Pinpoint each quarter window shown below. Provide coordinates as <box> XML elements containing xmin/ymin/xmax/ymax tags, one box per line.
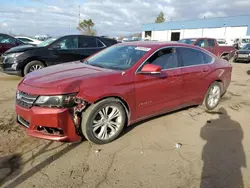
<box><xmin>144</xmin><ymin>48</ymin><xmax>179</xmax><ymax>70</ymax></box>
<box><xmin>178</xmin><ymin>48</ymin><xmax>213</xmax><ymax>66</ymax></box>
<box><xmin>79</xmin><ymin>37</ymin><xmax>97</xmax><ymax>48</ymax></box>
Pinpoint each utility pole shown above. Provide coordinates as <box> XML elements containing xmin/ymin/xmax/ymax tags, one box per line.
<box><xmin>78</xmin><ymin>5</ymin><xmax>80</xmax><ymax>24</ymax></box>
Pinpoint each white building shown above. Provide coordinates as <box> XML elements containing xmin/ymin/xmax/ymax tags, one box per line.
<box><xmin>142</xmin><ymin>15</ymin><xmax>250</xmax><ymax>42</ymax></box>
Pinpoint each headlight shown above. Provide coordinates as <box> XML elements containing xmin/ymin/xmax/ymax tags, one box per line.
<box><xmin>35</xmin><ymin>93</ymin><xmax>77</xmax><ymax>108</ymax></box>
<box><xmin>7</xmin><ymin>52</ymin><xmax>24</xmax><ymax>58</ymax></box>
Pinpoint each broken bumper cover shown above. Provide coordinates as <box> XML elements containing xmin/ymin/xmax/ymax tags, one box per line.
<box><xmin>16</xmin><ymin>105</ymin><xmax>81</xmax><ymax>142</ymax></box>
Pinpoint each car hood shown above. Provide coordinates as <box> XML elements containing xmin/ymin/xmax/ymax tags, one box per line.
<box><xmin>22</xmin><ymin>62</ymin><xmax>118</xmax><ymax>94</ymax></box>
<box><xmin>5</xmin><ymin>45</ymin><xmax>42</xmax><ymax>54</ymax></box>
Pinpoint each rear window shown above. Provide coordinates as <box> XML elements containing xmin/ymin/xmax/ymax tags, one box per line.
<box><xmin>178</xmin><ymin>39</ymin><xmax>196</xmax><ymax>44</ymax></box>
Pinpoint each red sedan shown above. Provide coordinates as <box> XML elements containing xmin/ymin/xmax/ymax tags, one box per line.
<box><xmin>16</xmin><ymin>42</ymin><xmax>232</xmax><ymax>144</ymax></box>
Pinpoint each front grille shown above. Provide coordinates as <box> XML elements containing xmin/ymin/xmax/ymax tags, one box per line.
<box><xmin>16</xmin><ymin>91</ymin><xmax>38</xmax><ymax>109</ymax></box>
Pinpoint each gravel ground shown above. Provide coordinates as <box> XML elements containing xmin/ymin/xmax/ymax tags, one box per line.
<box><xmin>0</xmin><ymin>62</ymin><xmax>250</xmax><ymax>188</ymax></box>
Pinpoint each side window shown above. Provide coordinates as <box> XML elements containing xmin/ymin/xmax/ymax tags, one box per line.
<box><xmin>195</xmin><ymin>39</ymin><xmax>208</xmax><ymax>48</ymax></box>
<box><xmin>145</xmin><ymin>48</ymin><xmax>178</xmax><ymax>69</ymax></box>
<box><xmin>202</xmin><ymin>52</ymin><xmax>213</xmax><ymax>64</ymax></box>
<box><xmin>52</xmin><ymin>36</ymin><xmax>78</xmax><ymax>49</ymax></box>
<box><xmin>79</xmin><ymin>37</ymin><xmax>97</xmax><ymax>48</ymax></box>
<box><xmin>0</xmin><ymin>35</ymin><xmax>16</xmax><ymax>44</ymax></box>
<box><xmin>207</xmin><ymin>39</ymin><xmax>215</xmax><ymax>47</ymax></box>
<box><xmin>178</xmin><ymin>48</ymin><xmax>204</xmax><ymax>66</ymax></box>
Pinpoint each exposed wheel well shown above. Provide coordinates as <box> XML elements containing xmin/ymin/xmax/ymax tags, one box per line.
<box><xmin>220</xmin><ymin>52</ymin><xmax>229</xmax><ymax>58</ymax></box>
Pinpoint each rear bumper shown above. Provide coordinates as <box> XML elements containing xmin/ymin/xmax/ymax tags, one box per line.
<box><xmin>16</xmin><ymin>105</ymin><xmax>81</xmax><ymax>142</ymax></box>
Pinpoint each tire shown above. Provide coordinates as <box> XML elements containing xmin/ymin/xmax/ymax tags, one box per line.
<box><xmin>203</xmin><ymin>82</ymin><xmax>222</xmax><ymax>111</ymax></box>
<box><xmin>23</xmin><ymin>60</ymin><xmax>45</xmax><ymax>76</ymax></box>
<box><xmin>81</xmin><ymin>98</ymin><xmax>126</xmax><ymax>144</ymax></box>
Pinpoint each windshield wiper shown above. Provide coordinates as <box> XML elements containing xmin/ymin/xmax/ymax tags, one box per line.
<box><xmin>90</xmin><ymin>64</ymin><xmax>107</xmax><ymax>69</ymax></box>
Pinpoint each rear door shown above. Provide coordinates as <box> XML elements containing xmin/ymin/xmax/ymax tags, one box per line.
<box><xmin>78</xmin><ymin>36</ymin><xmax>106</xmax><ymax>59</ymax></box>
<box><xmin>135</xmin><ymin>47</ymin><xmax>183</xmax><ymax>119</ymax></box>
<box><xmin>49</xmin><ymin>35</ymin><xmax>80</xmax><ymax>64</ymax></box>
<box><xmin>0</xmin><ymin>34</ymin><xmax>18</xmax><ymax>54</ymax></box>
<box><xmin>177</xmin><ymin>47</ymin><xmax>213</xmax><ymax>105</ymax></box>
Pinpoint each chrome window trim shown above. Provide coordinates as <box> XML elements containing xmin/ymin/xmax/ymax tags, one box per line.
<box><xmin>135</xmin><ymin>45</ymin><xmax>215</xmax><ymax>74</ymax></box>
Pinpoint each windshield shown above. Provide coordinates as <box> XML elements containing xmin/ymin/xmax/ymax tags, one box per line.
<box><xmin>241</xmin><ymin>38</ymin><xmax>250</xmax><ymax>43</ymax></box>
<box><xmin>178</xmin><ymin>39</ymin><xmax>196</xmax><ymax>44</ymax></box>
<box><xmin>242</xmin><ymin>44</ymin><xmax>250</xmax><ymax>50</ymax></box>
<box><xmin>86</xmin><ymin>45</ymin><xmax>150</xmax><ymax>70</ymax></box>
<box><xmin>37</xmin><ymin>38</ymin><xmax>56</xmax><ymax>47</ymax></box>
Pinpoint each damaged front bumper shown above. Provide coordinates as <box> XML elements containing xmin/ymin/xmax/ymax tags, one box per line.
<box><xmin>16</xmin><ymin>105</ymin><xmax>82</xmax><ymax>142</ymax></box>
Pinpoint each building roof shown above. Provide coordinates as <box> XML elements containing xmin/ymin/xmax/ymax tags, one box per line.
<box><xmin>142</xmin><ymin>15</ymin><xmax>250</xmax><ymax>35</ymax></box>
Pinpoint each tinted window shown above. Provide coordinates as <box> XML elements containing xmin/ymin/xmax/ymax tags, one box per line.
<box><xmin>0</xmin><ymin>35</ymin><xmax>16</xmax><ymax>44</ymax></box>
<box><xmin>178</xmin><ymin>39</ymin><xmax>196</xmax><ymax>44</ymax></box>
<box><xmin>146</xmin><ymin>48</ymin><xmax>178</xmax><ymax>69</ymax></box>
<box><xmin>208</xmin><ymin>39</ymin><xmax>215</xmax><ymax>47</ymax></box>
<box><xmin>97</xmin><ymin>39</ymin><xmax>105</xmax><ymax>47</ymax></box>
<box><xmin>195</xmin><ymin>39</ymin><xmax>208</xmax><ymax>47</ymax></box>
<box><xmin>18</xmin><ymin>38</ymin><xmax>33</xmax><ymax>42</ymax></box>
<box><xmin>79</xmin><ymin>37</ymin><xmax>97</xmax><ymax>48</ymax></box>
<box><xmin>52</xmin><ymin>36</ymin><xmax>78</xmax><ymax>49</ymax></box>
<box><xmin>202</xmin><ymin>53</ymin><xmax>213</xmax><ymax>64</ymax></box>
<box><xmin>179</xmin><ymin>48</ymin><xmax>205</xmax><ymax>66</ymax></box>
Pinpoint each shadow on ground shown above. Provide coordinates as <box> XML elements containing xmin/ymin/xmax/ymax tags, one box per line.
<box><xmin>200</xmin><ymin>107</ymin><xmax>246</xmax><ymax>188</ymax></box>
<box><xmin>0</xmin><ymin>141</ymin><xmax>81</xmax><ymax>188</ymax></box>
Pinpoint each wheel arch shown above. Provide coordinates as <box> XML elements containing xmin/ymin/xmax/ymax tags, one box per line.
<box><xmin>21</xmin><ymin>57</ymin><xmax>47</xmax><ymax>76</ymax></box>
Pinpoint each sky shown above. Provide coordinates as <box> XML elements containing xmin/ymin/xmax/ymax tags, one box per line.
<box><xmin>0</xmin><ymin>0</ymin><xmax>250</xmax><ymax>37</ymax></box>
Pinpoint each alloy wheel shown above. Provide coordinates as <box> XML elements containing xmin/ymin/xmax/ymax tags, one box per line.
<box><xmin>29</xmin><ymin>64</ymin><xmax>43</xmax><ymax>72</ymax></box>
<box><xmin>92</xmin><ymin>106</ymin><xmax>123</xmax><ymax>140</ymax></box>
<box><xmin>207</xmin><ymin>85</ymin><xmax>221</xmax><ymax>108</ymax></box>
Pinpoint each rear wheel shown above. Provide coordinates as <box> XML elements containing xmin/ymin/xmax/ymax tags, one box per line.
<box><xmin>23</xmin><ymin>60</ymin><xmax>45</xmax><ymax>76</ymax></box>
<box><xmin>81</xmin><ymin>98</ymin><xmax>126</xmax><ymax>144</ymax></box>
<box><xmin>204</xmin><ymin>82</ymin><xmax>222</xmax><ymax>110</ymax></box>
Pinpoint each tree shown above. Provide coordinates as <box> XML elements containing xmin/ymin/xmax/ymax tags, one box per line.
<box><xmin>77</xmin><ymin>19</ymin><xmax>96</xmax><ymax>36</ymax></box>
<box><xmin>155</xmin><ymin>12</ymin><xmax>166</xmax><ymax>23</ymax></box>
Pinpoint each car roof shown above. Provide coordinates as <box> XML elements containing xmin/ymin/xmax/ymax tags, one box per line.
<box><xmin>117</xmin><ymin>41</ymin><xmax>196</xmax><ymax>48</ymax></box>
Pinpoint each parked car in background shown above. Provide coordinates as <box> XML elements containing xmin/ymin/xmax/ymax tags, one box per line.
<box><xmin>15</xmin><ymin>36</ymin><xmax>42</xmax><ymax>46</ymax></box>
<box><xmin>15</xmin><ymin>41</ymin><xmax>232</xmax><ymax>144</ymax></box>
<box><xmin>0</xmin><ymin>33</ymin><xmax>25</xmax><ymax>55</ymax></box>
<box><xmin>0</xmin><ymin>35</ymin><xmax>117</xmax><ymax>76</ymax></box>
<box><xmin>239</xmin><ymin>36</ymin><xmax>250</xmax><ymax>49</ymax></box>
<box><xmin>178</xmin><ymin>37</ymin><xmax>236</xmax><ymax>61</ymax></box>
<box><xmin>233</xmin><ymin>43</ymin><xmax>250</xmax><ymax>63</ymax></box>
<box><xmin>217</xmin><ymin>38</ymin><xmax>227</xmax><ymax>46</ymax></box>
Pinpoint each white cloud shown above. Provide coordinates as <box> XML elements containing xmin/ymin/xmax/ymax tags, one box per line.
<box><xmin>0</xmin><ymin>0</ymin><xmax>249</xmax><ymax>37</ymax></box>
<box><xmin>2</xmin><ymin>23</ymin><xmax>8</xmax><ymax>27</ymax></box>
<box><xmin>199</xmin><ymin>11</ymin><xmax>227</xmax><ymax>19</ymax></box>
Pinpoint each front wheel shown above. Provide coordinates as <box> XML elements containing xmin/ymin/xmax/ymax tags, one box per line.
<box><xmin>204</xmin><ymin>82</ymin><xmax>222</xmax><ymax>110</ymax></box>
<box><xmin>81</xmin><ymin>98</ymin><xmax>126</xmax><ymax>144</ymax></box>
<box><xmin>23</xmin><ymin>60</ymin><xmax>45</xmax><ymax>76</ymax></box>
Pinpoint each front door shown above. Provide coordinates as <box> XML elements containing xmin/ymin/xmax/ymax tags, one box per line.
<box><xmin>177</xmin><ymin>47</ymin><xmax>212</xmax><ymax>105</ymax></box>
<box><xmin>48</xmin><ymin>36</ymin><xmax>81</xmax><ymax>65</ymax></box>
<box><xmin>135</xmin><ymin>47</ymin><xmax>183</xmax><ymax>119</ymax></box>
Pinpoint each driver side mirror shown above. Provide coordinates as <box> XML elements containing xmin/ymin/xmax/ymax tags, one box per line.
<box><xmin>139</xmin><ymin>64</ymin><xmax>162</xmax><ymax>74</ymax></box>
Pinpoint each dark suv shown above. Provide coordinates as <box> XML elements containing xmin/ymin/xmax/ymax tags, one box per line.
<box><xmin>0</xmin><ymin>35</ymin><xmax>117</xmax><ymax>76</ymax></box>
<box><xmin>0</xmin><ymin>33</ymin><xmax>25</xmax><ymax>55</ymax></box>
